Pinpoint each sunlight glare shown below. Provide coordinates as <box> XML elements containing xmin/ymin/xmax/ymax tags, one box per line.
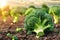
<box><xmin>0</xmin><ymin>0</ymin><xmax>7</xmax><ymax>8</ymax></box>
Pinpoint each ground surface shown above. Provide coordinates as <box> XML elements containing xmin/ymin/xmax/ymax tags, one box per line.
<box><xmin>0</xmin><ymin>16</ymin><xmax>60</xmax><ymax>40</ymax></box>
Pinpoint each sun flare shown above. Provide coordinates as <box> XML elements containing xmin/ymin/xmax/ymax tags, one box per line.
<box><xmin>0</xmin><ymin>0</ymin><xmax>7</xmax><ymax>8</ymax></box>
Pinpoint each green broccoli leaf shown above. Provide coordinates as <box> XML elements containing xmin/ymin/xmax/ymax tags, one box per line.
<box><xmin>25</xmin><ymin>8</ymin><xmax>35</xmax><ymax>16</ymax></box>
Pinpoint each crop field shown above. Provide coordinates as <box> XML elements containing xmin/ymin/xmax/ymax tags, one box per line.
<box><xmin>0</xmin><ymin>4</ymin><xmax>60</xmax><ymax>40</ymax></box>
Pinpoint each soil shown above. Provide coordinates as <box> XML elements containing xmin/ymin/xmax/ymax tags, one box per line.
<box><xmin>0</xmin><ymin>16</ymin><xmax>60</xmax><ymax>40</ymax></box>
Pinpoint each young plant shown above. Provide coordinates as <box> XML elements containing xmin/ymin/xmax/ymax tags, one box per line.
<box><xmin>12</xmin><ymin>35</ymin><xmax>18</xmax><ymax>40</ymax></box>
<box><xmin>10</xmin><ymin>7</ymin><xmax>20</xmax><ymax>23</ymax></box>
<box><xmin>24</xmin><ymin>9</ymin><xmax>54</xmax><ymax>38</ymax></box>
<box><xmin>7</xmin><ymin>33</ymin><xmax>12</xmax><ymax>37</ymax></box>
<box><xmin>49</xmin><ymin>6</ymin><xmax>60</xmax><ymax>24</ymax></box>
<box><xmin>16</xmin><ymin>27</ymin><xmax>22</xmax><ymax>32</ymax></box>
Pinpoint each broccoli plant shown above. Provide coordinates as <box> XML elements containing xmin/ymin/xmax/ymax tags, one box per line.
<box><xmin>49</xmin><ymin>6</ymin><xmax>60</xmax><ymax>24</ymax></box>
<box><xmin>10</xmin><ymin>7</ymin><xmax>27</xmax><ymax>23</ymax></box>
<box><xmin>41</xmin><ymin>4</ymin><xmax>49</xmax><ymax>13</ymax></box>
<box><xmin>24</xmin><ymin>9</ymin><xmax>54</xmax><ymax>38</ymax></box>
<box><xmin>16</xmin><ymin>28</ymin><xmax>22</xmax><ymax>32</ymax></box>
<box><xmin>12</xmin><ymin>36</ymin><xmax>18</xmax><ymax>40</ymax></box>
<box><xmin>7</xmin><ymin>33</ymin><xmax>12</xmax><ymax>37</ymax></box>
<box><xmin>10</xmin><ymin>7</ymin><xmax>20</xmax><ymax>23</ymax></box>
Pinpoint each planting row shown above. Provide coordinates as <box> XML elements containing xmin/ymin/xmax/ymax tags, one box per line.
<box><xmin>0</xmin><ymin>4</ymin><xmax>60</xmax><ymax>39</ymax></box>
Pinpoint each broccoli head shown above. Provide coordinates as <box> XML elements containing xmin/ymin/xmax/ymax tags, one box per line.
<box><xmin>49</xmin><ymin>6</ymin><xmax>60</xmax><ymax>24</ymax></box>
<box><xmin>10</xmin><ymin>7</ymin><xmax>20</xmax><ymax>23</ymax></box>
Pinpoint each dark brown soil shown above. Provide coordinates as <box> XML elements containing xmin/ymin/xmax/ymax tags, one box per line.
<box><xmin>0</xmin><ymin>16</ymin><xmax>60</xmax><ymax>40</ymax></box>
